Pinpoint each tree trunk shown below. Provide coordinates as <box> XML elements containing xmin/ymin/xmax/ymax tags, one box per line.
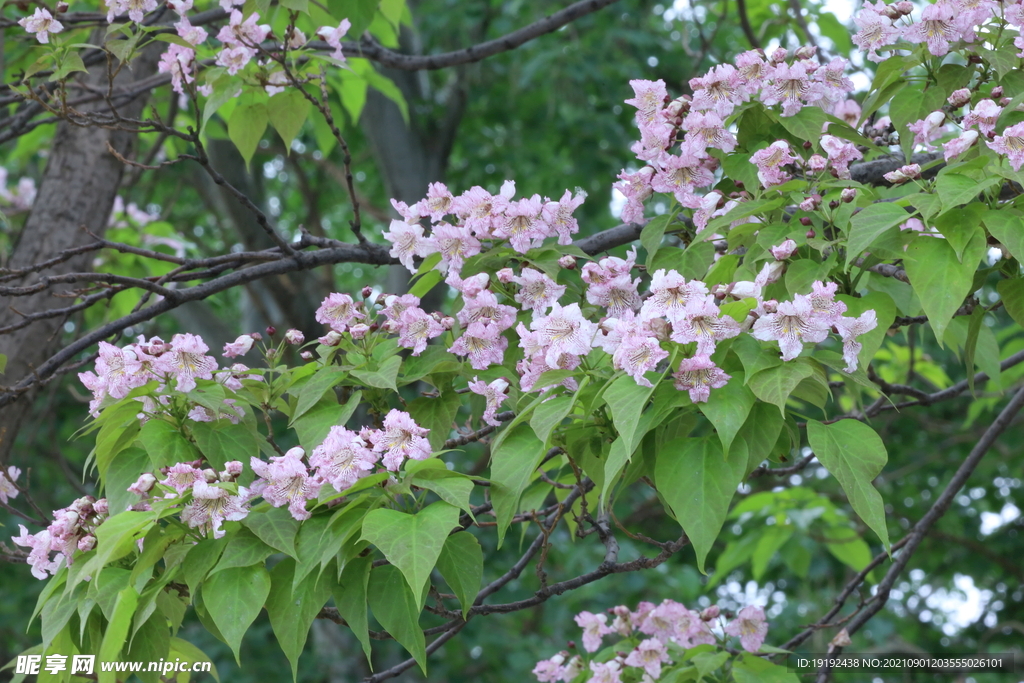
<box><xmin>0</xmin><ymin>44</ymin><xmax>164</xmax><ymax>463</ymax></box>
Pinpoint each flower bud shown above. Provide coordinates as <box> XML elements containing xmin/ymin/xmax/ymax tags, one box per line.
<box><xmin>1000</xmin><ymin>97</ymin><xmax>1012</xmax><ymax>107</ymax></box>
<box><xmin>799</xmin><ymin>216</ymin><xmax>813</xmax><ymax>226</ymax></box>
<box><xmin>807</xmin><ymin>154</ymin><xmax>827</xmax><ymax>172</ymax></box>
<box><xmin>947</xmin><ymin>88</ymin><xmax>971</xmax><ymax>108</ymax></box>
<box><xmin>896</xmin><ymin>0</ymin><xmax>913</xmax><ymax>14</ymax></box>
<box><xmin>224</xmin><ymin>460</ymin><xmax>243</xmax><ymax>477</ymax></box>
<box><xmin>882</xmin><ymin>4</ymin><xmax>901</xmax><ymax>19</ymax></box>
<box><xmin>129</xmin><ymin>473</ymin><xmax>157</xmax><ymax>494</ymax></box>
<box><xmin>497</xmin><ymin>268</ymin><xmax>515</xmax><ymax>283</ymax></box>
<box><xmin>803</xmin><ymin>140</ymin><xmax>813</xmax><ymax>150</ymax></box>
<box><xmin>968</xmin><ymin>54</ymin><xmax>983</xmax><ymax>64</ymax></box>
<box><xmin>558</xmin><ymin>255</ymin><xmax>576</xmax><ymax>269</ymax></box>
<box><xmin>350</xmin><ymin>323</ymin><xmax>370</xmax><ymax>340</ymax></box>
<box><xmin>992</xmin><ymin>85</ymin><xmax>1004</xmax><ymax>99</ymax></box>
<box><xmin>250</xmin><ymin>332</ymin><xmax>263</xmax><ymax>341</ymax></box>
<box><xmin>925</xmin><ymin>110</ymin><xmax>946</xmax><ymax>128</ymax></box>
<box><xmin>78</xmin><ymin>535</ymin><xmax>97</xmax><ymax>552</ymax></box>
<box><xmin>93</xmin><ymin>498</ymin><xmax>109</xmax><ymax>516</ymax></box>
<box><xmin>56</xmin><ymin>1</ymin><xmax>69</xmax><ymax>11</ymax></box>
<box><xmin>361</xmin><ymin>286</ymin><xmax>373</xmax><ymax>298</ymax></box>
<box><xmin>701</xmin><ymin>605</ymin><xmax>721</xmax><ymax>621</ymax></box>
<box><xmin>828</xmin><ymin>200</ymin><xmax>840</xmax><ymax>210</ymax></box>
<box><xmin>319</xmin><ymin>331</ymin><xmax>344</xmax><ymax>346</ymax></box>
<box><xmin>265</xmin><ymin>325</ymin><xmax>277</xmax><ymax>337</ymax></box>
<box><xmin>798</xmin><ymin>195</ymin><xmax>819</xmax><ymax>211</ymax></box>
<box><xmin>284</xmin><ymin>329</ymin><xmax>305</xmax><ymax>345</ymax></box>
<box><xmin>770</xmin><ymin>47</ymin><xmax>788</xmax><ymax>63</ymax></box>
<box><xmin>841</xmin><ymin>188</ymin><xmax>857</xmax><ymax>203</ymax></box>
<box><xmin>266</xmin><ymin>347</ymin><xmax>278</xmax><ymax>360</ymax></box>
<box><xmin>300</xmin><ymin>350</ymin><xmax>314</xmax><ymax>361</ymax></box>
<box><xmin>771</xmin><ymin>239</ymin><xmax>798</xmax><ymax>260</ymax></box>
<box><xmin>376</xmin><ymin>293</ymin><xmax>390</xmax><ymax>306</ymax></box>
<box><xmin>806</xmin><ymin>229</ymin><xmax>817</xmax><ymax>239</ymax></box>
<box><xmin>762</xmin><ymin>299</ymin><xmax>779</xmax><ymax>314</ymax></box>
<box><xmin>203</xmin><ymin>468</ymin><xmax>218</xmax><ymax>483</ymax></box>
<box><xmin>284</xmin><ymin>446</ymin><xmax>305</xmax><ymax>459</ymax></box>
<box><xmin>795</xmin><ymin>45</ymin><xmax>816</xmax><ymax>60</ymax></box>
<box><xmin>734</xmin><ymin>180</ymin><xmax>744</xmax><ymax>189</ymax></box>
<box><xmin>440</xmin><ymin>316</ymin><xmax>455</xmax><ymax>331</ymax></box>
<box><xmin>647</xmin><ymin>318</ymin><xmax>671</xmax><ymax>341</ymax></box>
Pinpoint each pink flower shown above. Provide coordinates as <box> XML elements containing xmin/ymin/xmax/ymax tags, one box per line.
<box><xmin>624</xmin><ymin>79</ymin><xmax>668</xmax><ymax>127</ymax></box>
<box><xmin>468</xmin><ymin>377</ymin><xmax>510</xmax><ymax>426</ymax></box>
<box><xmin>683</xmin><ymin>111</ymin><xmax>737</xmax><ymax>152</ymax></box>
<box><xmin>160</xmin><ymin>462</ymin><xmax>206</xmax><ymax>495</ymax></box>
<box><xmin>512</xmin><ymin>268</ymin><xmax>566</xmax><ymax>318</ymax></box>
<box><xmin>724</xmin><ymin>605</ymin><xmax>769</xmax><ymax>653</ymax></box>
<box><xmin>317</xmin><ymin>19</ymin><xmax>351</xmax><ymax>62</ymax></box>
<box><xmin>452</xmin><ymin>182</ymin><xmax>515</xmax><ymax>236</ymax></box>
<box><xmin>587</xmin><ymin>273</ymin><xmax>642</xmax><ymax>317</ymax></box>
<box><xmin>948</xmin><ymin>88</ymin><xmax>972</xmax><ymax>108</ymax></box>
<box><xmin>175</xmin><ymin>17</ymin><xmax>208</xmax><ymax>45</ymax></box>
<box><xmin>808</xmin><ymin>280</ymin><xmax>848</xmax><ymax>325</ymax></box>
<box><xmin>457</xmin><ymin>290</ymin><xmax>517</xmax><ymax>331</ymax></box>
<box><xmin>943</xmin><ymin>130</ymin><xmax>979</xmax><ymax>161</ymax></box>
<box><xmin>883</xmin><ymin>164</ymin><xmax>921</xmax><ymax>184</ymax></box>
<box><xmin>750</xmin><ymin>141</ymin><xmax>798</xmax><ymax>187</ymax></box>
<box><xmin>624</xmin><ymin>639</ymin><xmax>669</xmax><ymax>679</ymax></box>
<box><xmin>0</xmin><ymin>466</ymin><xmax>21</xmax><ymax>505</ymax></box>
<box><xmin>907</xmin><ymin>111</ymin><xmax>947</xmax><ymax>149</ymax></box>
<box><xmin>670</xmin><ymin>297</ymin><xmax>741</xmax><ymax>354</ymax></box>
<box><xmin>428</xmin><ymin>222</ymin><xmax>481</xmax><ymax>274</ymax></box>
<box><xmin>903</xmin><ymin>1</ymin><xmax>963</xmax><ymax>56</ymax></box>
<box><xmin>852</xmin><ymin>2</ymin><xmax>900</xmax><ymax>63</ymax></box>
<box><xmin>419</xmin><ymin>182</ymin><xmax>454</xmax><ymax>221</ymax></box>
<box><xmin>383</xmin><ymin>220</ymin><xmax>432</xmax><ymax>272</ymax></box>
<box><xmin>18</xmin><ymin>7</ymin><xmax>62</xmax><ymax>42</ymax></box>
<box><xmin>316</xmin><ymin>292</ymin><xmax>365</xmax><ymax>332</ymax></box>
<box><xmin>963</xmin><ymin>99</ymin><xmax>1002</xmax><ymax>136</ymax></box>
<box><xmin>394</xmin><ymin>306</ymin><xmax>444</xmax><ymax>356</ymax></box>
<box><xmin>751</xmin><ymin>295</ymin><xmax>831</xmax><ymax>360</ymax></box>
<box><xmin>223</xmin><ymin>334</ymin><xmax>256</xmax><ymax>358</ymax></box>
<box><xmin>820</xmin><ymin>135</ymin><xmax>863</xmax><ymax>179</ymax></box>
<box><xmin>216</xmin><ymin>45</ymin><xmax>251</xmax><ymax>75</ymax></box>
<box><xmin>447</xmin><ymin>271</ymin><xmax>491</xmax><ymax>297</ymax></box>
<box><xmin>96</xmin><ymin>341</ymin><xmax>145</xmax><ymax>399</ymax></box>
<box><xmin>770</xmin><ymin>239</ymin><xmax>798</xmax><ymax>260</ymax></box>
<box><xmin>574</xmin><ymin>611</ymin><xmax>611</xmax><ymax>652</ymax></box>
<box><xmin>588</xmin><ymin>661</ymin><xmax>622</xmax><ymax>683</ymax></box>
<box><xmin>608</xmin><ymin>320</ymin><xmax>668</xmax><ymax>388</ymax></box>
<box><xmin>449</xmin><ymin>321</ymin><xmax>508</xmax><ymax>370</ymax></box>
<box><xmin>735</xmin><ymin>49</ymin><xmax>769</xmax><ymax>84</ymax></box>
<box><xmin>12</xmin><ymin>525</ymin><xmax>59</xmax><ymax>579</ymax></box>
<box><xmin>651</xmin><ymin>144</ymin><xmax>715</xmax><ymax>201</ymax></box>
<box><xmin>761</xmin><ymin>62</ymin><xmax>824</xmax><ymax>116</ymax></box>
<box><xmin>613</xmin><ymin>167</ymin><xmax>654</xmax><ymax>225</ymax></box>
<box><xmin>181</xmin><ymin>481</ymin><xmax>250</xmax><ymax>538</ymax></box>
<box><xmin>690</xmin><ymin>64</ymin><xmax>746</xmax><ymax>117</ymax></box>
<box><xmin>835</xmin><ymin>310</ymin><xmax>878</xmax><ymax>371</ymax></box>
<box><xmin>368</xmin><ymin>410</ymin><xmax>432</xmax><ymax>471</ymax></box>
<box><xmin>531</xmin><ymin>654</ymin><xmax>567</xmax><ymax>683</ymax></box>
<box><xmin>641</xmin><ymin>268</ymin><xmax>709</xmax><ymax>322</ymax></box>
<box><xmin>988</xmin><ymin>122</ymin><xmax>1024</xmax><ymax>171</ymax></box>
<box><xmin>832</xmin><ymin>98</ymin><xmax>862</xmax><ymax>127</ymax></box>
<box><xmin>380</xmin><ymin>293</ymin><xmax>421</xmax><ymax>322</ymax></box>
<box><xmin>310</xmin><ymin>427</ymin><xmax>378</xmax><ymax>492</ymax></box>
<box><xmin>541</xmin><ymin>189</ymin><xmax>587</xmax><ymax>245</ymax></box>
<box><xmin>127</xmin><ymin>473</ymin><xmax>156</xmax><ymax>496</ymax></box>
<box><xmin>672</xmin><ymin>355</ymin><xmax>731</xmax><ymax>403</ymax></box>
<box><xmin>250</xmin><ymin>448</ymin><xmax>320</xmax><ymax>521</ymax></box>
<box><xmin>217</xmin><ymin>9</ymin><xmax>270</xmax><ymax>52</ymax></box>
<box><xmin>155</xmin><ymin>333</ymin><xmax>217</xmax><ymax>392</ymax></box>
<box><xmin>494</xmin><ymin>195</ymin><xmax>547</xmax><ymax>253</ymax></box>
<box><xmin>530</xmin><ymin>303</ymin><xmax>598</xmax><ymax>367</ymax></box>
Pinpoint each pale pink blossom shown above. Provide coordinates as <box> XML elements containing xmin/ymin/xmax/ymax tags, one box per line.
<box><xmin>158</xmin><ymin>45</ymin><xmax>196</xmax><ymax>94</ymax></box>
<box><xmin>963</xmin><ymin>99</ymin><xmax>1002</xmax><ymax>136</ymax></box>
<box><xmin>670</xmin><ymin>297</ymin><xmax>741</xmax><ymax>354</ymax></box>
<box><xmin>250</xmin><ymin>448</ymin><xmax>320</xmax><ymax>521</ymax></box>
<box><xmin>181</xmin><ymin>481</ymin><xmax>250</xmax><ymax>538</ymax></box>
<box><xmin>217</xmin><ymin>9</ymin><xmax>270</xmax><ymax>52</ymax></box>
<box><xmin>808</xmin><ymin>280</ymin><xmax>848</xmax><ymax>325</ymax></box>
<box><xmin>751</xmin><ymin>140</ymin><xmax>798</xmax><ymax>187</ymax></box>
<box><xmin>607</xmin><ymin>318</ymin><xmax>668</xmax><ymax>387</ymax></box>
<box><xmin>12</xmin><ymin>525</ymin><xmax>59</xmax><ymax>579</ymax></box>
<box><xmin>673</xmin><ymin>355</ymin><xmax>731</xmax><ymax>403</ymax></box>
<box><xmin>316</xmin><ymin>293</ymin><xmax>364</xmax><ymax>332</ymax></box>
<box><xmin>761</xmin><ymin>62</ymin><xmax>824</xmax><ymax>116</ymax></box>
<box><xmin>160</xmin><ymin>462</ymin><xmax>205</xmax><ymax>496</ymax></box>
<box><xmin>216</xmin><ymin>45</ymin><xmax>252</xmax><ymax>75</ymax></box>
<box><xmin>588</xmin><ymin>661</ymin><xmax>622</xmax><ymax>683</ymax></box>
<box><xmin>835</xmin><ymin>310</ymin><xmax>878</xmax><ymax>371</ymax></box>
<box><xmin>641</xmin><ymin>269</ymin><xmax>709</xmax><ymax>322</ymax></box>
<box><xmin>383</xmin><ymin>220</ymin><xmax>432</xmax><ymax>272</ymax></box>
<box><xmin>532</xmin><ymin>654</ymin><xmax>566</xmax><ymax>683</ymax></box>
<box><xmin>317</xmin><ymin>19</ymin><xmax>351</xmax><ymax>62</ymax></box>
<box><xmin>175</xmin><ymin>17</ymin><xmax>208</xmax><ymax>45</ymax></box>
<box><xmin>751</xmin><ymin>295</ymin><xmax>831</xmax><ymax>360</ymax></box>
<box><xmin>903</xmin><ymin>0</ymin><xmax>964</xmax><ymax>56</ymax></box>
<box><xmin>907</xmin><ymin>111</ymin><xmax>947</xmax><ymax>149</ymax></box>
<box><xmin>988</xmin><ymin>122</ymin><xmax>1024</xmax><ymax>171</ymax></box>
<box><xmin>725</xmin><ymin>605</ymin><xmax>769</xmax><ymax>653</ymax></box>
<box><xmin>19</xmin><ymin>7</ymin><xmax>63</xmax><ymax>42</ymax></box>
<box><xmin>468</xmin><ymin>377</ymin><xmax>510</xmax><ymax>427</ymax></box>
<box><xmin>613</xmin><ymin>167</ymin><xmax>654</xmax><ymax>225</ymax></box>
<box><xmin>223</xmin><ymin>334</ymin><xmax>256</xmax><ymax>358</ymax></box>
<box><xmin>310</xmin><ymin>427</ymin><xmax>378</xmax><ymax>492</ymax></box>
<box><xmin>394</xmin><ymin>306</ymin><xmax>444</xmax><ymax>356</ymax></box>
<box><xmin>457</xmin><ymin>289</ymin><xmax>517</xmax><ymax>331</ymax></box>
<box><xmin>531</xmin><ymin>303</ymin><xmax>598</xmax><ymax>367</ymax></box>
<box><xmin>155</xmin><ymin>333</ymin><xmax>217</xmax><ymax>392</ymax></box>
<box><xmin>449</xmin><ymin>321</ymin><xmax>508</xmax><ymax>370</ymax></box>
<box><xmin>368</xmin><ymin>410</ymin><xmax>432</xmax><ymax>471</ymax></box>
<box><xmin>852</xmin><ymin>1</ymin><xmax>900</xmax><ymax>63</ymax></box>
<box><xmin>943</xmin><ymin>130</ymin><xmax>979</xmax><ymax>161</ymax></box>
<box><xmin>690</xmin><ymin>64</ymin><xmax>746</xmax><ymax>117</ymax></box>
<box><xmin>541</xmin><ymin>189</ymin><xmax>587</xmax><ymax>245</ymax></box>
<box><xmin>494</xmin><ymin>195</ymin><xmax>547</xmax><ymax>253</ymax></box>
<box><xmin>428</xmin><ymin>222</ymin><xmax>480</xmax><ymax>274</ymax></box>
<box><xmin>624</xmin><ymin>79</ymin><xmax>668</xmax><ymax>127</ymax></box>
<box><xmin>770</xmin><ymin>239</ymin><xmax>798</xmax><ymax>260</ymax></box>
<box><xmin>0</xmin><ymin>466</ymin><xmax>20</xmax><ymax>505</ymax></box>
<box><xmin>624</xmin><ymin>639</ymin><xmax>669</xmax><ymax>679</ymax></box>
<box><xmin>574</xmin><ymin>611</ymin><xmax>611</xmax><ymax>652</ymax></box>
<box><xmin>820</xmin><ymin>135</ymin><xmax>863</xmax><ymax>179</ymax></box>
<box><xmin>683</xmin><ymin>110</ymin><xmax>737</xmax><ymax>152</ymax></box>
<box><xmin>512</xmin><ymin>268</ymin><xmax>566</xmax><ymax>318</ymax></box>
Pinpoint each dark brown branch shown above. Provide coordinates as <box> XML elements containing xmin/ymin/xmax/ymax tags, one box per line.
<box><xmin>736</xmin><ymin>0</ymin><xmax>761</xmax><ymax>49</ymax></box>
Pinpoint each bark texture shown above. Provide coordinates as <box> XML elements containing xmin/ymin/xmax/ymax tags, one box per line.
<box><xmin>0</xmin><ymin>45</ymin><xmax>164</xmax><ymax>463</ymax></box>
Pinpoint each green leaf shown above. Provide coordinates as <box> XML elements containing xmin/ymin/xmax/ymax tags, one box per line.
<box><xmin>75</xmin><ymin>511</ymin><xmax>155</xmax><ymax>590</ymax></box>
<box><xmin>127</xmin><ymin>611</ymin><xmax>171</xmax><ymax>683</ymax></box>
<box><xmin>736</xmin><ymin>403</ymin><xmax>785</xmax><ymax>476</ymax></box>
<box><xmin>732</xmin><ymin>652</ymin><xmax>799</xmax><ymax>681</ymax></box>
<box><xmin>692</xmin><ymin>651</ymin><xmax>729</xmax><ymax>682</ymax></box>
<box><xmin>751</xmin><ymin>525</ymin><xmax>793</xmax><ymax>580</ymax></box>
<box><xmin>640</xmin><ymin>213</ymin><xmax>672</xmax><ymax>268</ymax></box>
<box><xmin>731</xmin><ymin>333</ymin><xmax>782</xmax><ymax>380</ymax></box>
<box><xmin>655</xmin><ymin>436</ymin><xmax>747</xmax><ymax>573</ymax></box>
<box><xmin>0</xmin><ymin>353</ymin><xmax>6</xmax><ymax>374</ymax></box>
<box><xmin>295</xmin><ymin>390</ymin><xmax>362</xmax><ymax>449</ymax></box>
<box><xmin>408</xmin><ymin>466</ymin><xmax>474</xmax><ymax>515</ymax></box>
<box><xmin>408</xmin><ymin>389</ymin><xmax>460</xmax><ymax>451</ymax></box>
<box><xmin>998</xmin><ymin>279</ymin><xmax>1024</xmax><ymax>328</ymax></box>
<box><xmin>279</xmin><ymin>0</ymin><xmax>307</xmax><ymax>11</ymax></box>
<box><xmin>984</xmin><ymin>211</ymin><xmax>1024</xmax><ymax>264</ymax></box>
<box><xmin>436</xmin><ymin>532</ymin><xmax>483</xmax><ymax>619</ymax></box>
<box><xmin>489</xmin><ymin>423</ymin><xmax>545</xmax><ymax>546</ymax></box>
<box><xmin>824</xmin><ymin>526</ymin><xmax>873</xmax><ymax>572</ymax></box>
<box><xmin>778</xmin><ymin>105</ymin><xmax>829</xmax><ymax>143</ymax></box>
<box><xmin>139</xmin><ymin>419</ymin><xmax>197</xmax><ymax>471</ymax></box>
<box><xmin>202</xmin><ymin>565</ymin><xmax>272</xmax><ymax>664</ymax></box>
<box><xmin>747</xmin><ymin>361</ymin><xmax>815</xmax><ymax>415</ymax></box>
<box><xmin>846</xmin><ymin>203</ymin><xmax>910</xmax><ymax>263</ymax></box>
<box><xmin>807</xmin><ymin>419</ymin><xmax>890</xmax><ymax>550</ymax></box>
<box><xmin>935</xmin><ymin>176</ymin><xmax>1000</xmax><ymax>216</ymax></box>
<box><xmin>244</xmin><ymin>506</ymin><xmax>300</xmax><ymax>557</ymax></box>
<box><xmin>97</xmin><ymin>586</ymin><xmax>139</xmax><ymax>683</ymax></box>
<box><xmin>529</xmin><ymin>394</ymin><xmax>574</xmax><ymax>446</ymax></box>
<box><xmin>168</xmin><ymin>638</ymin><xmax>219</xmax><ymax>681</ymax></box>
<box><xmin>291</xmin><ymin>366</ymin><xmax>348</xmax><ymax>424</ymax></box>
<box><xmin>210</xmin><ymin>528</ymin><xmax>273</xmax><ymax>575</ymax></box>
<box><xmin>191</xmin><ymin>420</ymin><xmax>260</xmax><ymax>472</ymax></box>
<box><xmin>360</xmin><ymin>501</ymin><xmax>459</xmax><ymax>609</ymax></box>
<box><xmin>904</xmin><ymin>230</ymin><xmax>986</xmax><ymax>345</ymax></box>
<box><xmin>333</xmin><ymin>556</ymin><xmax>373</xmax><ymax>663</ymax></box>
<box><xmin>698</xmin><ymin>372</ymin><xmax>754</xmax><ymax>458</ymax></box>
<box><xmin>367</xmin><ymin>564</ymin><xmax>427</xmax><ymax>673</ymax></box>
<box><xmin>605</xmin><ymin>374</ymin><xmax>657</xmax><ymax>451</ymax></box>
<box><xmin>228</xmin><ymin>101</ymin><xmax>268</xmax><ymax>168</ymax></box>
<box><xmin>104</xmin><ymin>446</ymin><xmax>151</xmax><ymax>518</ymax></box>
<box><xmin>352</xmin><ymin>355</ymin><xmax>401</xmax><ymax>390</ymax></box>
<box><xmin>267</xmin><ymin>558</ymin><xmax>331</xmax><ymax>681</ymax></box>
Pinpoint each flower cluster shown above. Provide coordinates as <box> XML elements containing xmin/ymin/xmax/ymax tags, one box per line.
<box><xmin>613</xmin><ymin>47</ymin><xmax>859</xmax><ymax>225</ymax></box>
<box><xmin>12</xmin><ymin>496</ymin><xmax>109</xmax><ymax>579</ymax></box>
<box><xmin>532</xmin><ymin>601</ymin><xmax>769</xmax><ymax>682</ymax></box>
<box><xmin>852</xmin><ymin>0</ymin><xmax>1007</xmax><ymax>61</ymax></box>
